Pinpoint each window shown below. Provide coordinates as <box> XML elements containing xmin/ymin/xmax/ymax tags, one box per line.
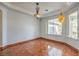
<box><xmin>69</xmin><ymin>11</ymin><xmax>78</xmax><ymax>39</ymax></box>
<box><xmin>48</xmin><ymin>18</ymin><xmax>62</xmax><ymax>35</ymax></box>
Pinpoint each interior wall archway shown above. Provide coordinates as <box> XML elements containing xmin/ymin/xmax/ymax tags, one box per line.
<box><xmin>0</xmin><ymin>9</ymin><xmax>2</xmax><ymax>47</ymax></box>
<box><xmin>0</xmin><ymin>4</ymin><xmax>8</xmax><ymax>47</ymax></box>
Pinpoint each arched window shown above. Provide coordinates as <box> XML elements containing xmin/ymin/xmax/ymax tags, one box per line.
<box><xmin>48</xmin><ymin>18</ymin><xmax>62</xmax><ymax>35</ymax></box>
<box><xmin>69</xmin><ymin>11</ymin><xmax>78</xmax><ymax>39</ymax></box>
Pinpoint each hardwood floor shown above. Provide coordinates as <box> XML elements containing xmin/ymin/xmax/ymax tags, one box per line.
<box><xmin>0</xmin><ymin>38</ymin><xmax>78</xmax><ymax>56</ymax></box>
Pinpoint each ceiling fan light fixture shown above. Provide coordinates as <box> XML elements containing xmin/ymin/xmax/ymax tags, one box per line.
<box><xmin>34</xmin><ymin>2</ymin><xmax>41</xmax><ymax>18</ymax></box>
<box><xmin>34</xmin><ymin>13</ymin><xmax>41</xmax><ymax>18</ymax></box>
<box><xmin>36</xmin><ymin>14</ymin><xmax>40</xmax><ymax>17</ymax></box>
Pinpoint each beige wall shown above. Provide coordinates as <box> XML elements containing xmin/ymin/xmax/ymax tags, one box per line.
<box><xmin>0</xmin><ymin>10</ymin><xmax>2</xmax><ymax>47</ymax></box>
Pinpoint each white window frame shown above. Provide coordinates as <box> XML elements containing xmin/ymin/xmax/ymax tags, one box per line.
<box><xmin>48</xmin><ymin>18</ymin><xmax>62</xmax><ymax>35</ymax></box>
<box><xmin>68</xmin><ymin>11</ymin><xmax>78</xmax><ymax>39</ymax></box>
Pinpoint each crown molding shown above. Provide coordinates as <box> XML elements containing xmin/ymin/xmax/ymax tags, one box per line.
<box><xmin>2</xmin><ymin>2</ymin><xmax>34</xmax><ymax>16</ymax></box>
<box><xmin>1</xmin><ymin>2</ymin><xmax>79</xmax><ymax>18</ymax></box>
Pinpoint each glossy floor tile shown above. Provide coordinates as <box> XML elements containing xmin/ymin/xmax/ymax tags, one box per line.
<box><xmin>0</xmin><ymin>38</ymin><xmax>78</xmax><ymax>56</ymax></box>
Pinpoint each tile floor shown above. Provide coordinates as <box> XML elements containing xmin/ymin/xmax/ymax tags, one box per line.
<box><xmin>0</xmin><ymin>38</ymin><xmax>78</xmax><ymax>56</ymax></box>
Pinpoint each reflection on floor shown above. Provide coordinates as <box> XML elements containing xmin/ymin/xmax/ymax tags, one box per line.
<box><xmin>0</xmin><ymin>38</ymin><xmax>78</xmax><ymax>56</ymax></box>
<box><xmin>48</xmin><ymin>45</ymin><xmax>62</xmax><ymax>56</ymax></box>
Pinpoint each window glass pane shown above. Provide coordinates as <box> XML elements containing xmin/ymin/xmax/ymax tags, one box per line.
<box><xmin>69</xmin><ymin>11</ymin><xmax>78</xmax><ymax>39</ymax></box>
<box><xmin>48</xmin><ymin>18</ymin><xmax>62</xmax><ymax>35</ymax></box>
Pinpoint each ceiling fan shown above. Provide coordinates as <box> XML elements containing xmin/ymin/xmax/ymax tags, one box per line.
<box><xmin>34</xmin><ymin>2</ymin><xmax>41</xmax><ymax>18</ymax></box>
<box><xmin>34</xmin><ymin>2</ymin><xmax>65</xmax><ymax>23</ymax></box>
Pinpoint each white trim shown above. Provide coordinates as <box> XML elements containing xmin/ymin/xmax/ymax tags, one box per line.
<box><xmin>2</xmin><ymin>2</ymin><xmax>33</xmax><ymax>16</ymax></box>
<box><xmin>0</xmin><ymin>3</ymin><xmax>8</xmax><ymax>47</ymax></box>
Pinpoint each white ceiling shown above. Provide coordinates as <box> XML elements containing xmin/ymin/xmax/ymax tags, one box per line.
<box><xmin>2</xmin><ymin>2</ymin><xmax>78</xmax><ymax>17</ymax></box>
